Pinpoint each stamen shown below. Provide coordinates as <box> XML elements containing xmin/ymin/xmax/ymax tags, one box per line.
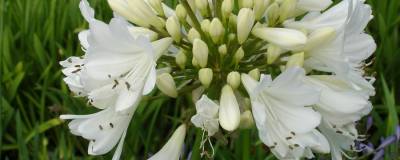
<box><xmin>290</xmin><ymin>131</ymin><xmax>296</xmax><ymax>136</ymax></box>
<box><xmin>99</xmin><ymin>125</ymin><xmax>103</xmax><ymax>130</ymax></box>
<box><xmin>289</xmin><ymin>145</ymin><xmax>294</xmax><ymax>150</ymax></box>
<box><xmin>125</xmin><ymin>82</ymin><xmax>131</xmax><ymax>90</ymax></box>
<box><xmin>285</xmin><ymin>137</ymin><xmax>292</xmax><ymax>140</ymax></box>
<box><xmin>336</xmin><ymin>130</ymin><xmax>343</xmax><ymax>134</ymax></box>
<box><xmin>71</xmin><ymin>68</ymin><xmax>81</xmax><ymax>73</ymax></box>
<box><xmin>68</xmin><ymin>59</ymin><xmax>72</xmax><ymax>63</ymax></box>
<box><xmin>294</xmin><ymin>144</ymin><xmax>300</xmax><ymax>147</ymax></box>
<box><xmin>109</xmin><ymin>123</ymin><xmax>114</xmax><ymax>128</ymax></box>
<box><xmin>108</xmin><ymin>74</ymin><xmax>111</xmax><ymax>78</ymax></box>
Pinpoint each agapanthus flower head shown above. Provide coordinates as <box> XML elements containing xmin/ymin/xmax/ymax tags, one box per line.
<box><xmin>60</xmin><ymin>0</ymin><xmax>376</xmax><ymax>159</ymax></box>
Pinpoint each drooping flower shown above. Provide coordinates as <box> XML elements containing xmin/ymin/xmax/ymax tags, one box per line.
<box><xmin>241</xmin><ymin>67</ymin><xmax>329</xmax><ymax>159</ymax></box>
<box><xmin>191</xmin><ymin>95</ymin><xmax>219</xmax><ymax>136</ymax></box>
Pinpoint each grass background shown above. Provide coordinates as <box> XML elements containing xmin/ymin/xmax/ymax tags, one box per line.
<box><xmin>1</xmin><ymin>0</ymin><xmax>399</xmax><ymax>159</ymax></box>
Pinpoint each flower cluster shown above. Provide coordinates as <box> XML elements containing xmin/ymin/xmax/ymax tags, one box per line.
<box><xmin>60</xmin><ymin>0</ymin><xmax>376</xmax><ymax>159</ymax></box>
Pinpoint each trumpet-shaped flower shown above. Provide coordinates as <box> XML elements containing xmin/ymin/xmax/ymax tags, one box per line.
<box><xmin>60</xmin><ymin>106</ymin><xmax>133</xmax><ymax>159</ymax></box>
<box><xmin>191</xmin><ymin>95</ymin><xmax>220</xmax><ymax>136</ymax></box>
<box><xmin>241</xmin><ymin>67</ymin><xmax>329</xmax><ymax>159</ymax></box>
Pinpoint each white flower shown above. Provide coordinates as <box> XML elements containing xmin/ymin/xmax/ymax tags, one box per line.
<box><xmin>241</xmin><ymin>67</ymin><xmax>329</xmax><ymax>159</ymax></box>
<box><xmin>148</xmin><ymin>124</ymin><xmax>187</xmax><ymax>160</ymax></box>
<box><xmin>66</xmin><ymin>0</ymin><xmax>172</xmax><ymax>111</ymax></box>
<box><xmin>305</xmin><ymin>75</ymin><xmax>372</xmax><ymax>159</ymax></box>
<box><xmin>60</xmin><ymin>57</ymin><xmax>86</xmax><ymax>96</ymax></box>
<box><xmin>191</xmin><ymin>95</ymin><xmax>219</xmax><ymax>136</ymax></box>
<box><xmin>60</xmin><ymin>106</ymin><xmax>133</xmax><ymax>160</ymax></box>
<box><xmin>284</xmin><ymin>0</ymin><xmax>375</xmax><ymax>95</ymax></box>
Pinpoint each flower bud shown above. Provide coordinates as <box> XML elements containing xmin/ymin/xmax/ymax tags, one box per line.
<box><xmin>253</xmin><ymin>0</ymin><xmax>271</xmax><ymax>20</ymax></box>
<box><xmin>229</xmin><ymin>14</ymin><xmax>238</xmax><ymax>31</ymax></box>
<box><xmin>239</xmin><ymin>110</ymin><xmax>255</xmax><ymax>129</ymax></box>
<box><xmin>228</xmin><ymin>33</ymin><xmax>236</xmax><ymax>42</ymax></box>
<box><xmin>192</xmin><ymin>57</ymin><xmax>199</xmax><ymax>67</ymax></box>
<box><xmin>175</xmin><ymin>4</ymin><xmax>187</xmax><ymax>22</ymax></box>
<box><xmin>297</xmin><ymin>0</ymin><xmax>332</xmax><ymax>11</ymax></box>
<box><xmin>109</xmin><ymin>0</ymin><xmax>161</xmax><ymax>28</ymax></box>
<box><xmin>193</xmin><ymin>39</ymin><xmax>209</xmax><ymax>68</ymax></box>
<box><xmin>237</xmin><ymin>8</ymin><xmax>255</xmax><ymax>44</ymax></box>
<box><xmin>200</xmin><ymin>19</ymin><xmax>211</xmax><ymax>34</ymax></box>
<box><xmin>252</xmin><ymin>27</ymin><xmax>307</xmax><ymax>50</ymax></box>
<box><xmin>166</xmin><ymin>16</ymin><xmax>182</xmax><ymax>43</ymax></box>
<box><xmin>209</xmin><ymin>18</ymin><xmax>225</xmax><ymax>43</ymax></box>
<box><xmin>248</xmin><ymin>68</ymin><xmax>260</xmax><ymax>80</ymax></box>
<box><xmin>266</xmin><ymin>44</ymin><xmax>284</xmax><ymax>64</ymax></box>
<box><xmin>148</xmin><ymin>124</ymin><xmax>186</xmax><ymax>160</ymax></box>
<box><xmin>148</xmin><ymin>0</ymin><xmax>164</xmax><ymax>16</ymax></box>
<box><xmin>199</xmin><ymin>68</ymin><xmax>213</xmax><ymax>88</ymax></box>
<box><xmin>239</xmin><ymin>0</ymin><xmax>253</xmax><ymax>9</ymax></box>
<box><xmin>195</xmin><ymin>0</ymin><xmax>209</xmax><ymax>17</ymax></box>
<box><xmin>227</xmin><ymin>71</ymin><xmax>241</xmax><ymax>89</ymax></box>
<box><xmin>221</xmin><ymin>0</ymin><xmax>233</xmax><ymax>19</ymax></box>
<box><xmin>156</xmin><ymin>73</ymin><xmax>178</xmax><ymax>98</ymax></box>
<box><xmin>218</xmin><ymin>44</ymin><xmax>227</xmax><ymax>56</ymax></box>
<box><xmin>188</xmin><ymin>28</ymin><xmax>201</xmax><ymax>43</ymax></box>
<box><xmin>175</xmin><ymin>50</ymin><xmax>187</xmax><ymax>69</ymax></box>
<box><xmin>286</xmin><ymin>52</ymin><xmax>304</xmax><ymax>68</ymax></box>
<box><xmin>234</xmin><ymin>47</ymin><xmax>245</xmax><ymax>63</ymax></box>
<box><xmin>305</xmin><ymin>27</ymin><xmax>336</xmax><ymax>51</ymax></box>
<box><xmin>266</xmin><ymin>3</ymin><xmax>279</xmax><ymax>26</ymax></box>
<box><xmin>219</xmin><ymin>85</ymin><xmax>241</xmax><ymax>131</ymax></box>
<box><xmin>279</xmin><ymin>0</ymin><xmax>297</xmax><ymax>22</ymax></box>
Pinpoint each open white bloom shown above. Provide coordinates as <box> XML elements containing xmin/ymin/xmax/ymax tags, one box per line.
<box><xmin>241</xmin><ymin>67</ymin><xmax>329</xmax><ymax>159</ymax></box>
<box><xmin>305</xmin><ymin>75</ymin><xmax>372</xmax><ymax>159</ymax></box>
<box><xmin>60</xmin><ymin>106</ymin><xmax>132</xmax><ymax>159</ymax></box>
<box><xmin>284</xmin><ymin>0</ymin><xmax>375</xmax><ymax>95</ymax></box>
<box><xmin>60</xmin><ymin>0</ymin><xmax>172</xmax><ymax>159</ymax></box>
<box><xmin>191</xmin><ymin>95</ymin><xmax>219</xmax><ymax>136</ymax></box>
<box><xmin>71</xmin><ymin>0</ymin><xmax>172</xmax><ymax>112</ymax></box>
<box><xmin>148</xmin><ymin>124</ymin><xmax>187</xmax><ymax>160</ymax></box>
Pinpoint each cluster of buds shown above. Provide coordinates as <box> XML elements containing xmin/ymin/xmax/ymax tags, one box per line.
<box><xmin>60</xmin><ymin>0</ymin><xmax>376</xmax><ymax>159</ymax></box>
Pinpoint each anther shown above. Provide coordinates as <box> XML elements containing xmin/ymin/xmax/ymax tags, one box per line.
<box><xmin>71</xmin><ymin>68</ymin><xmax>81</xmax><ymax>73</ymax></box>
<box><xmin>286</xmin><ymin>137</ymin><xmax>292</xmax><ymax>140</ymax></box>
<box><xmin>109</xmin><ymin>123</ymin><xmax>114</xmax><ymax>128</ymax></box>
<box><xmin>99</xmin><ymin>125</ymin><xmax>103</xmax><ymax>130</ymax></box>
<box><xmin>289</xmin><ymin>145</ymin><xmax>294</xmax><ymax>150</ymax></box>
<box><xmin>125</xmin><ymin>82</ymin><xmax>131</xmax><ymax>90</ymax></box>
<box><xmin>294</xmin><ymin>144</ymin><xmax>300</xmax><ymax>147</ymax></box>
<box><xmin>336</xmin><ymin>130</ymin><xmax>343</xmax><ymax>134</ymax></box>
<box><xmin>290</xmin><ymin>131</ymin><xmax>296</xmax><ymax>136</ymax></box>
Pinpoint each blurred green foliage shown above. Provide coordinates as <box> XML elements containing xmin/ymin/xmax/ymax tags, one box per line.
<box><xmin>1</xmin><ymin>0</ymin><xmax>399</xmax><ymax>159</ymax></box>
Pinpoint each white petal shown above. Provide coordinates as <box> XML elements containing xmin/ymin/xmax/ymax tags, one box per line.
<box><xmin>148</xmin><ymin>124</ymin><xmax>186</xmax><ymax>160</ymax></box>
<box><xmin>143</xmin><ymin>65</ymin><xmax>157</xmax><ymax>95</ymax></box>
<box><xmin>297</xmin><ymin>0</ymin><xmax>332</xmax><ymax>11</ymax></box>
<box><xmin>79</xmin><ymin>0</ymin><xmax>95</xmax><ymax>22</ymax></box>
<box><xmin>152</xmin><ymin>37</ymin><xmax>173</xmax><ymax>60</ymax></box>
<box><xmin>252</xmin><ymin>28</ymin><xmax>307</xmax><ymax>50</ymax></box>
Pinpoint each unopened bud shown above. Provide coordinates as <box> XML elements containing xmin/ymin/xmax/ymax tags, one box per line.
<box><xmin>222</xmin><ymin>0</ymin><xmax>233</xmax><ymax>18</ymax></box>
<box><xmin>175</xmin><ymin>4</ymin><xmax>187</xmax><ymax>22</ymax></box>
<box><xmin>279</xmin><ymin>0</ymin><xmax>297</xmax><ymax>22</ymax></box>
<box><xmin>166</xmin><ymin>16</ymin><xmax>182</xmax><ymax>42</ymax></box>
<box><xmin>156</xmin><ymin>73</ymin><xmax>178</xmax><ymax>98</ymax></box>
<box><xmin>148</xmin><ymin>0</ymin><xmax>165</xmax><ymax>16</ymax></box>
<box><xmin>218</xmin><ymin>44</ymin><xmax>228</xmax><ymax>56</ymax></box>
<box><xmin>188</xmin><ymin>28</ymin><xmax>201</xmax><ymax>43</ymax></box>
<box><xmin>227</xmin><ymin>71</ymin><xmax>241</xmax><ymax>89</ymax></box>
<box><xmin>239</xmin><ymin>0</ymin><xmax>254</xmax><ymax>9</ymax></box>
<box><xmin>200</xmin><ymin>19</ymin><xmax>211</xmax><ymax>34</ymax></box>
<box><xmin>175</xmin><ymin>50</ymin><xmax>187</xmax><ymax>69</ymax></box>
<box><xmin>219</xmin><ymin>85</ymin><xmax>241</xmax><ymax>131</ymax></box>
<box><xmin>195</xmin><ymin>0</ymin><xmax>209</xmax><ymax>17</ymax></box>
<box><xmin>234</xmin><ymin>47</ymin><xmax>245</xmax><ymax>63</ymax></box>
<box><xmin>249</xmin><ymin>68</ymin><xmax>260</xmax><ymax>80</ymax></box>
<box><xmin>209</xmin><ymin>18</ymin><xmax>225</xmax><ymax>43</ymax></box>
<box><xmin>252</xmin><ymin>27</ymin><xmax>307</xmax><ymax>50</ymax></box>
<box><xmin>237</xmin><ymin>8</ymin><xmax>255</xmax><ymax>44</ymax></box>
<box><xmin>193</xmin><ymin>39</ymin><xmax>209</xmax><ymax>68</ymax></box>
<box><xmin>228</xmin><ymin>33</ymin><xmax>236</xmax><ymax>41</ymax></box>
<box><xmin>267</xmin><ymin>3</ymin><xmax>279</xmax><ymax>26</ymax></box>
<box><xmin>286</xmin><ymin>52</ymin><xmax>304</xmax><ymax>68</ymax></box>
<box><xmin>266</xmin><ymin>44</ymin><xmax>283</xmax><ymax>64</ymax></box>
<box><xmin>229</xmin><ymin>14</ymin><xmax>238</xmax><ymax>31</ymax></box>
<box><xmin>199</xmin><ymin>68</ymin><xmax>213</xmax><ymax>88</ymax></box>
<box><xmin>253</xmin><ymin>0</ymin><xmax>271</xmax><ymax>20</ymax></box>
<box><xmin>239</xmin><ymin>110</ymin><xmax>255</xmax><ymax>129</ymax></box>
